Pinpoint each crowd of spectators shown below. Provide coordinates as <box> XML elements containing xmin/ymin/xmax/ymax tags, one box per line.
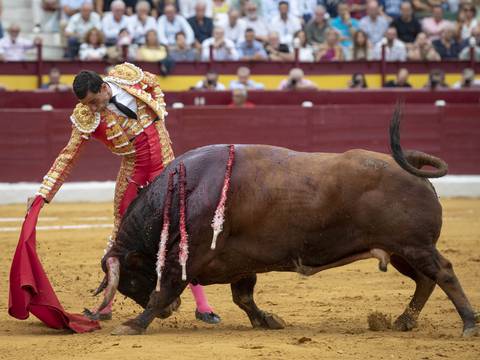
<box><xmin>0</xmin><ymin>0</ymin><xmax>478</xmax><ymax>63</ymax></box>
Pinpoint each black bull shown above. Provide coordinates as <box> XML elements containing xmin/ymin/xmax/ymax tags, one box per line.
<box><xmin>95</xmin><ymin>107</ymin><xmax>478</xmax><ymax>336</ymax></box>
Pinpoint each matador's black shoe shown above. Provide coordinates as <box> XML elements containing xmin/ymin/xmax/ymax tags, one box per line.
<box><xmin>195</xmin><ymin>309</ymin><xmax>221</xmax><ymax>324</ymax></box>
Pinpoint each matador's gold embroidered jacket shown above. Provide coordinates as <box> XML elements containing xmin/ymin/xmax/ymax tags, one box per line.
<box><xmin>36</xmin><ymin>62</ymin><xmax>175</xmax><ymax>203</ymax></box>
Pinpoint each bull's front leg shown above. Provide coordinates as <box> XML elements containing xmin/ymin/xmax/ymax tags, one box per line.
<box><xmin>112</xmin><ymin>281</ymin><xmax>188</xmax><ymax>335</ymax></box>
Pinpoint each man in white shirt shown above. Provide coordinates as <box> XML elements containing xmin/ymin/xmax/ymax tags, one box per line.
<box><xmin>0</xmin><ymin>24</ymin><xmax>41</xmax><ymax>61</ymax></box>
<box><xmin>101</xmin><ymin>0</ymin><xmax>130</xmax><ymax>45</ymax></box>
<box><xmin>359</xmin><ymin>0</ymin><xmax>389</xmax><ymax>45</ymax></box>
<box><xmin>201</xmin><ymin>26</ymin><xmax>238</xmax><ymax>61</ymax></box>
<box><xmin>229</xmin><ymin>66</ymin><xmax>265</xmax><ymax>90</ymax></box>
<box><xmin>127</xmin><ymin>1</ymin><xmax>157</xmax><ymax>44</ymax></box>
<box><xmin>269</xmin><ymin>1</ymin><xmax>302</xmax><ymax>45</ymax></box>
<box><xmin>243</xmin><ymin>1</ymin><xmax>269</xmax><ymax>43</ymax></box>
<box><xmin>157</xmin><ymin>4</ymin><xmax>195</xmax><ymax>46</ymax></box>
<box><xmin>263</xmin><ymin>0</ymin><xmax>301</xmax><ymax>19</ymax></box>
<box><xmin>218</xmin><ymin>9</ymin><xmax>246</xmax><ymax>45</ymax></box>
<box><xmin>373</xmin><ymin>27</ymin><xmax>407</xmax><ymax>61</ymax></box>
<box><xmin>179</xmin><ymin>0</ymin><xmax>213</xmax><ymax>19</ymax></box>
<box><xmin>65</xmin><ymin>1</ymin><xmax>101</xmax><ymax>58</ymax></box>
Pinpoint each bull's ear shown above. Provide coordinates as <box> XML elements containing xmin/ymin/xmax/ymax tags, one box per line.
<box><xmin>124</xmin><ymin>251</ymin><xmax>144</xmax><ymax>270</ymax></box>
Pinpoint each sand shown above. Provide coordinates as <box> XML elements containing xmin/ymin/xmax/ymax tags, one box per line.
<box><xmin>0</xmin><ymin>199</ymin><xmax>479</xmax><ymax>359</ymax></box>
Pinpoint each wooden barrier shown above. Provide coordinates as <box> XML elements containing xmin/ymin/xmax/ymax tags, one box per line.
<box><xmin>2</xmin><ymin>103</ymin><xmax>480</xmax><ymax>183</ymax></box>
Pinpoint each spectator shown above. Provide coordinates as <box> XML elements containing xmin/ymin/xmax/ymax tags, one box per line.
<box><xmin>157</xmin><ymin>4</ymin><xmax>195</xmax><ymax>46</ymax></box>
<box><xmin>293</xmin><ymin>29</ymin><xmax>315</xmax><ymax>62</ymax></box>
<box><xmin>331</xmin><ymin>3</ymin><xmax>360</xmax><ymax>47</ymax></box>
<box><xmin>0</xmin><ymin>1</ymin><xmax>3</xmax><ymax>39</ymax></box>
<box><xmin>452</xmin><ymin>68</ymin><xmax>480</xmax><ymax>89</ymax></box>
<box><xmin>278</xmin><ymin>67</ymin><xmax>318</xmax><ymax>90</ymax></box>
<box><xmin>384</xmin><ymin>68</ymin><xmax>412</xmax><ymax>87</ymax></box>
<box><xmin>179</xmin><ymin>0</ymin><xmax>213</xmax><ymax>19</ymax></box>
<box><xmin>359</xmin><ymin>0</ymin><xmax>389</xmax><ymax>45</ymax></box>
<box><xmin>264</xmin><ymin>31</ymin><xmax>294</xmax><ymax>61</ymax></box>
<box><xmin>269</xmin><ymin>1</ymin><xmax>302</xmax><ymax>45</ymax></box>
<box><xmin>96</xmin><ymin>0</ymin><xmax>148</xmax><ymax>16</ymax></box>
<box><xmin>219</xmin><ymin>9</ymin><xmax>246</xmax><ymax>45</ymax></box>
<box><xmin>212</xmin><ymin>0</ymin><xmax>229</xmax><ymax>24</ymax></box>
<box><xmin>316</xmin><ymin>27</ymin><xmax>345</xmax><ymax>61</ymax></box>
<box><xmin>229</xmin><ymin>66</ymin><xmax>265</xmax><ymax>90</ymax></box>
<box><xmin>422</xmin><ymin>5</ymin><xmax>452</xmax><ymax>41</ymax></box>
<box><xmin>299</xmin><ymin>0</ymin><xmax>321</xmax><ymax>23</ymax></box>
<box><xmin>188</xmin><ymin>1</ymin><xmax>214</xmax><ymax>45</ymax></box>
<box><xmin>201</xmin><ymin>26</ymin><xmax>238</xmax><ymax>60</ymax></box>
<box><xmin>432</xmin><ymin>25</ymin><xmax>463</xmax><ymax>60</ymax></box>
<box><xmin>79</xmin><ymin>27</ymin><xmax>107</xmax><ymax>60</ymax></box>
<box><xmin>424</xmin><ymin>68</ymin><xmax>448</xmax><ymax>90</ymax></box>
<box><xmin>40</xmin><ymin>67</ymin><xmax>71</xmax><ymax>91</ymax></box>
<box><xmin>65</xmin><ymin>1</ymin><xmax>101</xmax><ymax>58</ymax></box>
<box><xmin>195</xmin><ymin>70</ymin><xmax>226</xmax><ymax>90</ymax></box>
<box><xmin>242</xmin><ymin>1</ymin><xmax>269</xmax><ymax>42</ymax></box>
<box><xmin>348</xmin><ymin>72</ymin><xmax>368</xmax><ymax>88</ymax></box>
<box><xmin>229</xmin><ymin>0</ymin><xmax>263</xmax><ymax>17</ymax></box>
<box><xmin>305</xmin><ymin>5</ymin><xmax>331</xmax><ymax>46</ymax></box>
<box><xmin>379</xmin><ymin>0</ymin><xmax>403</xmax><ymax>19</ymax></box>
<box><xmin>407</xmin><ymin>32</ymin><xmax>441</xmax><ymax>60</ymax></box>
<box><xmin>346</xmin><ymin>0</ymin><xmax>367</xmax><ymax>19</ymax></box>
<box><xmin>102</xmin><ymin>0</ymin><xmax>129</xmax><ymax>45</ymax></box>
<box><xmin>347</xmin><ymin>29</ymin><xmax>373</xmax><ymax>60</ymax></box>
<box><xmin>319</xmin><ymin>0</ymin><xmax>344</xmax><ymax>18</ymax></box>
<box><xmin>0</xmin><ymin>24</ymin><xmax>42</xmax><ymax>61</ymax></box>
<box><xmin>32</xmin><ymin>0</ymin><xmax>60</xmax><ymax>32</ymax></box>
<box><xmin>228</xmin><ymin>88</ymin><xmax>255</xmax><ymax>107</ymax></box>
<box><xmin>169</xmin><ymin>31</ymin><xmax>198</xmax><ymax>60</ymax></box>
<box><xmin>391</xmin><ymin>2</ymin><xmax>421</xmax><ymax>43</ymax></box>
<box><xmin>127</xmin><ymin>1</ymin><xmax>157</xmax><ymax>45</ymax></box>
<box><xmin>136</xmin><ymin>29</ymin><xmax>169</xmax><ymax>61</ymax></box>
<box><xmin>459</xmin><ymin>24</ymin><xmax>480</xmax><ymax>61</ymax></box>
<box><xmin>373</xmin><ymin>26</ymin><xmax>407</xmax><ymax>61</ymax></box>
<box><xmin>61</xmin><ymin>0</ymin><xmax>86</xmax><ymax>21</ymax></box>
<box><xmin>237</xmin><ymin>28</ymin><xmax>268</xmax><ymax>60</ymax></box>
<box><xmin>263</xmin><ymin>0</ymin><xmax>302</xmax><ymax>19</ymax></box>
<box><xmin>457</xmin><ymin>3</ymin><xmax>478</xmax><ymax>41</ymax></box>
<box><xmin>106</xmin><ymin>27</ymin><xmax>136</xmax><ymax>62</ymax></box>
<box><xmin>412</xmin><ymin>0</ymin><xmax>436</xmax><ymax>19</ymax></box>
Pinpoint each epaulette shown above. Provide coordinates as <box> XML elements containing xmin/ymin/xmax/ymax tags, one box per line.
<box><xmin>70</xmin><ymin>103</ymin><xmax>100</xmax><ymax>134</ymax></box>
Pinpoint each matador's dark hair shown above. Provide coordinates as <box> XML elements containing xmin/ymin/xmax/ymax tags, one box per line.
<box><xmin>72</xmin><ymin>70</ymin><xmax>104</xmax><ymax>99</ymax></box>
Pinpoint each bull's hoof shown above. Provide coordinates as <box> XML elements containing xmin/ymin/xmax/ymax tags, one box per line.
<box><xmin>111</xmin><ymin>324</ymin><xmax>145</xmax><ymax>336</ymax></box>
<box><xmin>392</xmin><ymin>314</ymin><xmax>416</xmax><ymax>332</ymax></box>
<box><xmin>254</xmin><ymin>313</ymin><xmax>286</xmax><ymax>330</ymax></box>
<box><xmin>462</xmin><ymin>327</ymin><xmax>479</xmax><ymax>338</ymax></box>
<box><xmin>156</xmin><ymin>297</ymin><xmax>182</xmax><ymax>319</ymax></box>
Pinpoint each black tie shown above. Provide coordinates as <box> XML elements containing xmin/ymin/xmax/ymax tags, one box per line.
<box><xmin>109</xmin><ymin>96</ymin><xmax>137</xmax><ymax>120</ymax></box>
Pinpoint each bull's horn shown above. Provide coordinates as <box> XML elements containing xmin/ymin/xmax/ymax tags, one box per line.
<box><xmin>93</xmin><ymin>275</ymin><xmax>108</xmax><ymax>296</ymax></box>
<box><xmin>96</xmin><ymin>257</ymin><xmax>120</xmax><ymax>313</ymax></box>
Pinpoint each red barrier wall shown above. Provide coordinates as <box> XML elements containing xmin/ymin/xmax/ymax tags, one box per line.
<box><xmin>0</xmin><ymin>90</ymin><xmax>479</xmax><ymax>109</ymax></box>
<box><xmin>2</xmin><ymin>104</ymin><xmax>480</xmax><ymax>183</ymax></box>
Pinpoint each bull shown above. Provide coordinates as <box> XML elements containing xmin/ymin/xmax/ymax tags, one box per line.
<box><xmin>94</xmin><ymin>106</ymin><xmax>479</xmax><ymax>337</ymax></box>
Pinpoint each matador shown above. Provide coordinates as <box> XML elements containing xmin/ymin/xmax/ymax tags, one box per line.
<box><xmin>32</xmin><ymin>62</ymin><xmax>221</xmax><ymax>324</ymax></box>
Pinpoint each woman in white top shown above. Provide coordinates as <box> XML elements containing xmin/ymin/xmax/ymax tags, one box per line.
<box><xmin>293</xmin><ymin>30</ymin><xmax>315</xmax><ymax>62</ymax></box>
<box><xmin>457</xmin><ymin>3</ymin><xmax>478</xmax><ymax>41</ymax></box>
<box><xmin>79</xmin><ymin>28</ymin><xmax>107</xmax><ymax>61</ymax></box>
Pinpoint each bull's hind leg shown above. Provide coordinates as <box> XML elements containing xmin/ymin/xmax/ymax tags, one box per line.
<box><xmin>231</xmin><ymin>274</ymin><xmax>286</xmax><ymax>329</ymax></box>
<box><xmin>403</xmin><ymin>248</ymin><xmax>478</xmax><ymax>337</ymax></box>
<box><xmin>390</xmin><ymin>255</ymin><xmax>436</xmax><ymax>331</ymax></box>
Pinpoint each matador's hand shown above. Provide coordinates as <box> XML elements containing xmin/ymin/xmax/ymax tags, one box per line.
<box><xmin>26</xmin><ymin>196</ymin><xmax>45</xmax><ymax>213</ymax></box>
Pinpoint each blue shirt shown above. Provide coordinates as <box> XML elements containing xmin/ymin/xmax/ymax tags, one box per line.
<box><xmin>330</xmin><ymin>17</ymin><xmax>359</xmax><ymax>47</ymax></box>
<box><xmin>237</xmin><ymin>40</ymin><xmax>268</xmax><ymax>59</ymax></box>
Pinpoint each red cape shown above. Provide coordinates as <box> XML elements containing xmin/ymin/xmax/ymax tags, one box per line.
<box><xmin>8</xmin><ymin>196</ymin><xmax>100</xmax><ymax>333</ymax></box>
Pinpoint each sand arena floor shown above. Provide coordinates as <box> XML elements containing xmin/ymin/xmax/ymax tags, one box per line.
<box><xmin>0</xmin><ymin>200</ymin><xmax>479</xmax><ymax>360</ymax></box>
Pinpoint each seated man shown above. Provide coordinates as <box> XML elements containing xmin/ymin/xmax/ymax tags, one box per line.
<box><xmin>157</xmin><ymin>4</ymin><xmax>195</xmax><ymax>46</ymax></box>
<box><xmin>195</xmin><ymin>70</ymin><xmax>226</xmax><ymax>90</ymax></box>
<box><xmin>0</xmin><ymin>24</ymin><xmax>42</xmax><ymax>61</ymax></box>
<box><xmin>64</xmin><ymin>1</ymin><xmax>101</xmax><ymax>58</ymax></box>
<box><xmin>278</xmin><ymin>68</ymin><xmax>318</xmax><ymax>90</ymax></box>
<box><xmin>201</xmin><ymin>26</ymin><xmax>238</xmax><ymax>61</ymax></box>
<box><xmin>127</xmin><ymin>1</ymin><xmax>157</xmax><ymax>45</ymax></box>
<box><xmin>236</xmin><ymin>28</ymin><xmax>268</xmax><ymax>61</ymax></box>
<box><xmin>31</xmin><ymin>63</ymin><xmax>221</xmax><ymax>324</ymax></box>
<box><xmin>229</xmin><ymin>66</ymin><xmax>265</xmax><ymax>90</ymax></box>
<box><xmin>228</xmin><ymin>88</ymin><xmax>255</xmax><ymax>108</ymax></box>
<box><xmin>331</xmin><ymin>2</ymin><xmax>359</xmax><ymax>47</ymax></box>
<box><xmin>40</xmin><ymin>67</ymin><xmax>72</xmax><ymax>91</ymax></box>
<box><xmin>187</xmin><ymin>1</ymin><xmax>214</xmax><ymax>46</ymax></box>
<box><xmin>101</xmin><ymin>0</ymin><xmax>129</xmax><ymax>45</ymax></box>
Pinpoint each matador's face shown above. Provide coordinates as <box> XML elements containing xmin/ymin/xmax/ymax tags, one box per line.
<box><xmin>80</xmin><ymin>82</ymin><xmax>111</xmax><ymax>114</ymax></box>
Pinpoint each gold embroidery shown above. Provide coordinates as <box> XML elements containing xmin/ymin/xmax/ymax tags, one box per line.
<box><xmin>37</xmin><ymin>128</ymin><xmax>87</xmax><ymax>202</ymax></box>
<box><xmin>111</xmin><ymin>153</ymin><xmax>136</xmax><ymax>241</ymax></box>
<box><xmin>104</xmin><ymin>62</ymin><xmax>143</xmax><ymax>86</ymax></box>
<box><xmin>70</xmin><ymin>103</ymin><xmax>100</xmax><ymax>134</ymax></box>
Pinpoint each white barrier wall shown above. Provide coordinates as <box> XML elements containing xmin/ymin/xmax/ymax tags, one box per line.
<box><xmin>1</xmin><ymin>176</ymin><xmax>480</xmax><ymax>204</ymax></box>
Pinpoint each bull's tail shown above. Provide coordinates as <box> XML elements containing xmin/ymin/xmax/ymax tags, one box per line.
<box><xmin>389</xmin><ymin>104</ymin><xmax>448</xmax><ymax>178</ymax></box>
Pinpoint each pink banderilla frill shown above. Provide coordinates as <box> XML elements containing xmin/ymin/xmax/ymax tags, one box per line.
<box><xmin>210</xmin><ymin>144</ymin><xmax>235</xmax><ymax>250</ymax></box>
<box><xmin>155</xmin><ymin>170</ymin><xmax>175</xmax><ymax>292</ymax></box>
<box><xmin>178</xmin><ymin>162</ymin><xmax>189</xmax><ymax>281</ymax></box>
